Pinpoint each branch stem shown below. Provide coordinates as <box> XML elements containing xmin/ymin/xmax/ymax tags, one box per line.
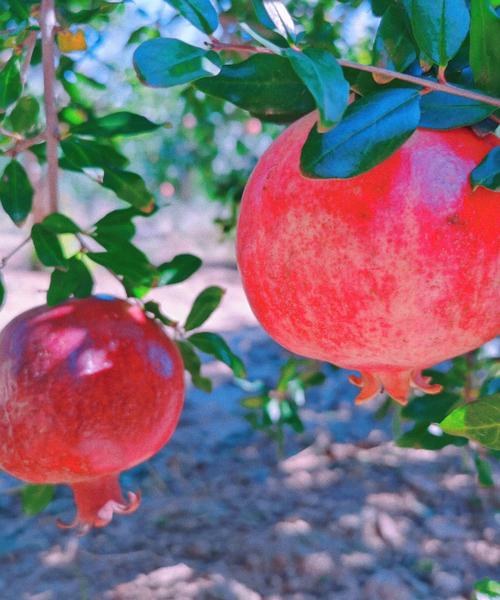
<box><xmin>208</xmin><ymin>40</ymin><xmax>500</xmax><ymax>109</ymax></box>
<box><xmin>0</xmin><ymin>237</ymin><xmax>31</xmax><ymax>269</ymax></box>
<box><xmin>40</xmin><ymin>0</ymin><xmax>59</xmax><ymax>215</ymax></box>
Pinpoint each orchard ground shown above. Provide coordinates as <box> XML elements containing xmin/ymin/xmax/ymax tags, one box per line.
<box><xmin>0</xmin><ymin>200</ymin><xmax>498</xmax><ymax>600</ymax></box>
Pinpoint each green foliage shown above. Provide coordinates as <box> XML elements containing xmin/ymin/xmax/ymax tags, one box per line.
<box><xmin>184</xmin><ymin>286</ymin><xmax>225</xmax><ymax>331</ymax></box>
<box><xmin>410</xmin><ymin>0</ymin><xmax>470</xmax><ymax>66</ymax></box>
<box><xmin>195</xmin><ymin>54</ymin><xmax>315</xmax><ymax>123</ymax></box>
<box><xmin>21</xmin><ymin>484</ymin><xmax>54</xmax><ymax>516</ymax></box>
<box><xmin>134</xmin><ymin>38</ymin><xmax>221</xmax><ymax>88</ymax></box>
<box><xmin>0</xmin><ymin>55</ymin><xmax>22</xmax><ymax>110</ymax></box>
<box><xmin>470</xmin><ymin>0</ymin><xmax>500</xmax><ymax>95</ymax></box>
<box><xmin>71</xmin><ymin>112</ymin><xmax>162</xmax><ymax>137</ymax></box>
<box><xmin>8</xmin><ymin>96</ymin><xmax>39</xmax><ymax>133</ymax></box>
<box><xmin>440</xmin><ymin>395</ymin><xmax>500</xmax><ymax>450</ymax></box>
<box><xmin>164</xmin><ymin>0</ymin><xmax>219</xmax><ymax>34</ymax></box>
<box><xmin>470</xmin><ymin>147</ymin><xmax>500</xmax><ymax>191</ymax></box>
<box><xmin>301</xmin><ymin>88</ymin><xmax>421</xmax><ymax>178</ymax></box>
<box><xmin>0</xmin><ymin>160</ymin><xmax>33</xmax><ymax>225</ymax></box>
<box><xmin>473</xmin><ymin>578</ymin><xmax>500</xmax><ymax>599</ymax></box>
<box><xmin>419</xmin><ymin>93</ymin><xmax>495</xmax><ymax>129</ymax></box>
<box><xmin>156</xmin><ymin>254</ymin><xmax>202</xmax><ymax>286</ymax></box>
<box><xmin>188</xmin><ymin>332</ymin><xmax>246</xmax><ymax>378</ymax></box>
<box><xmin>372</xmin><ymin>5</ymin><xmax>416</xmax><ymax>74</ymax></box>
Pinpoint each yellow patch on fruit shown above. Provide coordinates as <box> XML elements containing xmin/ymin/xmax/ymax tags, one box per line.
<box><xmin>57</xmin><ymin>30</ymin><xmax>87</xmax><ymax>53</ymax></box>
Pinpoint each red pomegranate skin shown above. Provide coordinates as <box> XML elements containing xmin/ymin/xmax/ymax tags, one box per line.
<box><xmin>237</xmin><ymin>113</ymin><xmax>500</xmax><ymax>404</ymax></box>
<box><xmin>0</xmin><ymin>296</ymin><xmax>184</xmax><ymax>531</ymax></box>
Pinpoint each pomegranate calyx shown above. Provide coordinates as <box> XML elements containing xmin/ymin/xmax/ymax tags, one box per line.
<box><xmin>349</xmin><ymin>368</ymin><xmax>442</xmax><ymax>405</ymax></box>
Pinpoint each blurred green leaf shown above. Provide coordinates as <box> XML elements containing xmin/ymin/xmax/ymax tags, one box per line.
<box><xmin>8</xmin><ymin>95</ymin><xmax>39</xmax><ymax>132</ymax></box>
<box><xmin>396</xmin><ymin>422</ymin><xmax>468</xmax><ymax>450</ymax></box>
<box><xmin>101</xmin><ymin>168</ymin><xmax>154</xmax><ymax>211</ymax></box>
<box><xmin>42</xmin><ymin>213</ymin><xmax>80</xmax><ymax>234</ymax></box>
<box><xmin>156</xmin><ymin>254</ymin><xmax>202</xmax><ymax>285</ymax></box>
<box><xmin>195</xmin><ymin>54</ymin><xmax>315</xmax><ymax>123</ymax></box>
<box><xmin>473</xmin><ymin>452</ymin><xmax>494</xmax><ymax>487</ymax></box>
<box><xmin>144</xmin><ymin>300</ymin><xmax>177</xmax><ymax>327</ymax></box>
<box><xmin>419</xmin><ymin>92</ymin><xmax>495</xmax><ymax>129</ymax></box>
<box><xmin>188</xmin><ymin>331</ymin><xmax>246</xmax><ymax>378</ymax></box>
<box><xmin>372</xmin><ymin>5</ymin><xmax>417</xmax><ymax>75</ymax></box>
<box><xmin>60</xmin><ymin>137</ymin><xmax>129</xmax><ymax>170</ymax></box>
<box><xmin>0</xmin><ymin>159</ymin><xmax>33</xmax><ymax>225</ymax></box>
<box><xmin>241</xmin><ymin>395</ymin><xmax>265</xmax><ymax>409</ymax></box>
<box><xmin>301</xmin><ymin>88</ymin><xmax>420</xmax><ymax>178</ymax></box>
<box><xmin>47</xmin><ymin>257</ymin><xmax>93</xmax><ymax>305</ymax></box>
<box><xmin>134</xmin><ymin>38</ymin><xmax>221</xmax><ymax>88</ymax></box>
<box><xmin>473</xmin><ymin>577</ymin><xmax>500</xmax><ymax>598</ymax></box>
<box><xmin>0</xmin><ymin>55</ymin><xmax>21</xmax><ymax>110</ymax></box>
<box><xmin>164</xmin><ymin>0</ymin><xmax>219</xmax><ymax>34</ymax></box>
<box><xmin>176</xmin><ymin>340</ymin><xmax>212</xmax><ymax>391</ymax></box>
<box><xmin>184</xmin><ymin>286</ymin><xmax>225</xmax><ymax>331</ymax></box>
<box><xmin>21</xmin><ymin>484</ymin><xmax>54</xmax><ymax>516</ymax></box>
<box><xmin>72</xmin><ymin>111</ymin><xmax>162</xmax><ymax>137</ymax></box>
<box><xmin>410</xmin><ymin>0</ymin><xmax>470</xmax><ymax>66</ymax></box>
<box><xmin>401</xmin><ymin>391</ymin><xmax>460</xmax><ymax>423</ymax></box>
<box><xmin>440</xmin><ymin>395</ymin><xmax>500</xmax><ymax>449</ymax></box>
<box><xmin>470</xmin><ymin>0</ymin><xmax>500</xmax><ymax>95</ymax></box>
<box><xmin>470</xmin><ymin>147</ymin><xmax>500</xmax><ymax>191</ymax></box>
<box><xmin>0</xmin><ymin>274</ymin><xmax>5</xmax><ymax>308</ymax></box>
<box><xmin>126</xmin><ymin>26</ymin><xmax>160</xmax><ymax>45</ymax></box>
<box><xmin>287</xmin><ymin>47</ymin><xmax>349</xmax><ymax>131</ymax></box>
<box><xmin>253</xmin><ymin>0</ymin><xmax>296</xmax><ymax>41</ymax></box>
<box><xmin>31</xmin><ymin>224</ymin><xmax>67</xmax><ymax>268</ymax></box>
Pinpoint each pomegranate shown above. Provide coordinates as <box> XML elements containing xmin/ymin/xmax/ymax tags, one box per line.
<box><xmin>0</xmin><ymin>296</ymin><xmax>184</xmax><ymax>531</ymax></box>
<box><xmin>237</xmin><ymin>113</ymin><xmax>500</xmax><ymax>404</ymax></box>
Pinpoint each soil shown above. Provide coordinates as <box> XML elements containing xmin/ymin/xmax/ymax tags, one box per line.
<box><xmin>0</xmin><ymin>262</ymin><xmax>498</xmax><ymax>600</ymax></box>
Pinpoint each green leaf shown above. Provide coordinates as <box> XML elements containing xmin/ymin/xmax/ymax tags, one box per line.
<box><xmin>470</xmin><ymin>147</ymin><xmax>500</xmax><ymax>191</ymax></box>
<box><xmin>21</xmin><ymin>484</ymin><xmax>54</xmax><ymax>516</ymax></box>
<box><xmin>134</xmin><ymin>38</ymin><xmax>221</xmax><ymax>88</ymax></box>
<box><xmin>93</xmin><ymin>207</ymin><xmax>141</xmax><ymax>241</ymax></box>
<box><xmin>410</xmin><ymin>0</ymin><xmax>470</xmax><ymax>66</ymax></box>
<box><xmin>31</xmin><ymin>224</ymin><xmax>67</xmax><ymax>268</ymax></box>
<box><xmin>440</xmin><ymin>395</ymin><xmax>500</xmax><ymax>449</ymax></box>
<box><xmin>143</xmin><ymin>300</ymin><xmax>177</xmax><ymax>327</ymax></box>
<box><xmin>188</xmin><ymin>331</ymin><xmax>246</xmax><ymax>378</ymax></box>
<box><xmin>372</xmin><ymin>5</ymin><xmax>417</xmax><ymax>75</ymax></box>
<box><xmin>474</xmin><ymin>578</ymin><xmax>500</xmax><ymax>598</ymax></box>
<box><xmin>47</xmin><ymin>257</ymin><xmax>93</xmax><ymax>306</ymax></box>
<box><xmin>470</xmin><ymin>0</ymin><xmax>500</xmax><ymax>96</ymax></box>
<box><xmin>156</xmin><ymin>254</ymin><xmax>202</xmax><ymax>286</ymax></box>
<box><xmin>127</xmin><ymin>26</ymin><xmax>161</xmax><ymax>45</ymax></box>
<box><xmin>60</xmin><ymin>137</ymin><xmax>128</xmax><ymax>170</ymax></box>
<box><xmin>0</xmin><ymin>55</ymin><xmax>22</xmax><ymax>110</ymax></box>
<box><xmin>401</xmin><ymin>391</ymin><xmax>460</xmax><ymax>423</ymax></box>
<box><xmin>473</xmin><ymin>452</ymin><xmax>494</xmax><ymax>487</ymax></box>
<box><xmin>287</xmin><ymin>48</ymin><xmax>349</xmax><ymax>131</ymax></box>
<box><xmin>0</xmin><ymin>160</ymin><xmax>33</xmax><ymax>225</ymax></box>
<box><xmin>8</xmin><ymin>96</ymin><xmax>39</xmax><ymax>132</ymax></box>
<box><xmin>101</xmin><ymin>168</ymin><xmax>154</xmax><ymax>211</ymax></box>
<box><xmin>175</xmin><ymin>340</ymin><xmax>212</xmax><ymax>392</ymax></box>
<box><xmin>72</xmin><ymin>111</ymin><xmax>162</xmax><ymax>137</ymax></box>
<box><xmin>419</xmin><ymin>91</ymin><xmax>495</xmax><ymax>129</ymax></box>
<box><xmin>253</xmin><ymin>0</ymin><xmax>296</xmax><ymax>41</ymax></box>
<box><xmin>396</xmin><ymin>422</ymin><xmax>468</xmax><ymax>450</ymax></box>
<box><xmin>241</xmin><ymin>395</ymin><xmax>265</xmax><ymax>409</ymax></box>
<box><xmin>164</xmin><ymin>0</ymin><xmax>219</xmax><ymax>34</ymax></box>
<box><xmin>184</xmin><ymin>286</ymin><xmax>224</xmax><ymax>331</ymax></box>
<box><xmin>88</xmin><ymin>239</ymin><xmax>154</xmax><ymax>286</ymax></box>
<box><xmin>301</xmin><ymin>88</ymin><xmax>420</xmax><ymax>178</ymax></box>
<box><xmin>42</xmin><ymin>213</ymin><xmax>80</xmax><ymax>234</ymax></box>
<box><xmin>195</xmin><ymin>54</ymin><xmax>315</xmax><ymax>123</ymax></box>
<box><xmin>0</xmin><ymin>274</ymin><xmax>5</xmax><ymax>308</ymax></box>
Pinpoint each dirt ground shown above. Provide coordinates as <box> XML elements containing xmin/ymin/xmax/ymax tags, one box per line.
<box><xmin>0</xmin><ymin>256</ymin><xmax>498</xmax><ymax>600</ymax></box>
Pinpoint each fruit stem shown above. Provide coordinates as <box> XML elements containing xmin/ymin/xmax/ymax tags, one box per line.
<box><xmin>208</xmin><ymin>39</ymin><xmax>500</xmax><ymax>109</ymax></box>
<box><xmin>39</xmin><ymin>0</ymin><xmax>59</xmax><ymax>216</ymax></box>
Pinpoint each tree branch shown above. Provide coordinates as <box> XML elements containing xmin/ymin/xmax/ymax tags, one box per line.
<box><xmin>40</xmin><ymin>0</ymin><xmax>59</xmax><ymax>215</ymax></box>
<box><xmin>5</xmin><ymin>130</ymin><xmax>46</xmax><ymax>157</ymax></box>
<box><xmin>208</xmin><ymin>39</ymin><xmax>500</xmax><ymax>109</ymax></box>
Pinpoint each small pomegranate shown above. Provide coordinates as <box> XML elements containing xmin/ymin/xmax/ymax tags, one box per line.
<box><xmin>0</xmin><ymin>296</ymin><xmax>184</xmax><ymax>531</ymax></box>
<box><xmin>237</xmin><ymin>113</ymin><xmax>500</xmax><ymax>404</ymax></box>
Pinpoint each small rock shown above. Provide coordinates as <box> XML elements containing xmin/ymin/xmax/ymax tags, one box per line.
<box><xmin>363</xmin><ymin>570</ymin><xmax>411</xmax><ymax>600</ymax></box>
<box><xmin>432</xmin><ymin>571</ymin><xmax>463</xmax><ymax>595</ymax></box>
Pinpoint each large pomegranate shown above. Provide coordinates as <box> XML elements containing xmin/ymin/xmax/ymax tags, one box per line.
<box><xmin>237</xmin><ymin>113</ymin><xmax>500</xmax><ymax>404</ymax></box>
<box><xmin>0</xmin><ymin>296</ymin><xmax>184</xmax><ymax>531</ymax></box>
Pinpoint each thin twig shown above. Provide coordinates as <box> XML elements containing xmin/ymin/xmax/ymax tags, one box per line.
<box><xmin>463</xmin><ymin>351</ymin><xmax>477</xmax><ymax>404</ymax></box>
<box><xmin>0</xmin><ymin>237</ymin><xmax>31</xmax><ymax>269</ymax></box>
<box><xmin>0</xmin><ymin>126</ymin><xmax>23</xmax><ymax>141</ymax></box>
<box><xmin>5</xmin><ymin>130</ymin><xmax>46</xmax><ymax>156</ymax></box>
<box><xmin>40</xmin><ymin>0</ymin><xmax>59</xmax><ymax>215</ymax></box>
<box><xmin>208</xmin><ymin>39</ymin><xmax>500</xmax><ymax>109</ymax></box>
<box><xmin>20</xmin><ymin>30</ymin><xmax>37</xmax><ymax>85</ymax></box>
